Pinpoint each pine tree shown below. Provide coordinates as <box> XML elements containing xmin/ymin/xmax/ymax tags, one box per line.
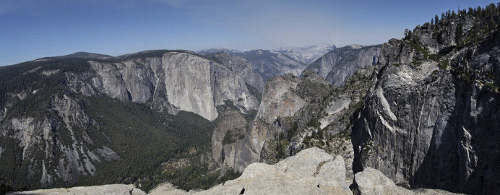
<box><xmin>435</xmin><ymin>14</ymin><xmax>439</xmax><ymax>24</ymax></box>
<box><xmin>455</xmin><ymin>23</ymin><xmax>463</xmax><ymax>45</ymax></box>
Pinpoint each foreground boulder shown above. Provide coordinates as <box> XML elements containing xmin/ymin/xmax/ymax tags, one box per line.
<box><xmin>11</xmin><ymin>148</ymin><xmax>460</xmax><ymax>195</ymax></box>
<box><xmin>8</xmin><ymin>184</ymin><xmax>146</xmax><ymax>195</ymax></box>
<box><xmin>355</xmin><ymin>168</ymin><xmax>462</xmax><ymax>195</ymax></box>
<box><xmin>150</xmin><ymin>147</ymin><xmax>352</xmax><ymax>195</ymax></box>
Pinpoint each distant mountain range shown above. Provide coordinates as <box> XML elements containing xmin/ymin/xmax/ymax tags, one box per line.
<box><xmin>199</xmin><ymin>44</ymin><xmax>335</xmax><ymax>81</ymax></box>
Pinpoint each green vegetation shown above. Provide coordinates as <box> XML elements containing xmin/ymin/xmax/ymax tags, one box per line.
<box><xmin>400</xmin><ymin>3</ymin><xmax>500</xmax><ymax>94</ymax></box>
<box><xmin>0</xmin><ymin>181</ymin><xmax>14</xmax><ymax>195</ymax></box>
<box><xmin>425</xmin><ymin>3</ymin><xmax>500</xmax><ymax>47</ymax></box>
<box><xmin>109</xmin><ymin>50</ymin><xmax>209</xmax><ymax>62</ymax></box>
<box><xmin>222</xmin><ymin>131</ymin><xmax>235</xmax><ymax>145</ymax></box>
<box><xmin>0</xmin><ymin>54</ymin><xmax>245</xmax><ymax>193</ymax></box>
<box><xmin>149</xmin><ymin>162</ymin><xmax>240</xmax><ymax>191</ymax></box>
<box><xmin>0</xmin><ymin>58</ymin><xmax>94</xmax><ymax>191</ymax></box>
<box><xmin>274</xmin><ymin>135</ymin><xmax>290</xmax><ymax>161</ymax></box>
<box><xmin>438</xmin><ymin>60</ymin><xmax>450</xmax><ymax>69</ymax></box>
<box><xmin>431</xmin><ymin>29</ymin><xmax>440</xmax><ymax>39</ymax></box>
<box><xmin>306</xmin><ymin>119</ymin><xmax>321</xmax><ymax>130</ymax></box>
<box><xmin>404</xmin><ymin>40</ymin><xmax>429</xmax><ymax>61</ymax></box>
<box><xmin>76</xmin><ymin>95</ymin><xmax>218</xmax><ymax>192</ymax></box>
<box><xmin>332</xmin><ymin>130</ymin><xmax>351</xmax><ymax>141</ymax></box>
<box><xmin>361</xmin><ymin>141</ymin><xmax>373</xmax><ymax>159</ymax></box>
<box><xmin>217</xmin><ymin>100</ymin><xmax>239</xmax><ymax>111</ymax></box>
<box><xmin>428</xmin><ymin>54</ymin><xmax>443</xmax><ymax>62</ymax></box>
<box><xmin>455</xmin><ymin>23</ymin><xmax>463</xmax><ymax>44</ymax></box>
<box><xmin>286</xmin><ymin>120</ymin><xmax>299</xmax><ymax>141</ymax></box>
<box><xmin>0</xmin><ymin>58</ymin><xmax>91</xmax><ymax>109</ymax></box>
<box><xmin>0</xmin><ymin>137</ymin><xmax>25</xmax><ymax>192</ymax></box>
<box><xmin>296</xmin><ymin>76</ymin><xmax>330</xmax><ymax>100</ymax></box>
<box><xmin>245</xmin><ymin>83</ymin><xmax>262</xmax><ymax>103</ymax></box>
<box><xmin>483</xmin><ymin>82</ymin><xmax>499</xmax><ymax>93</ymax></box>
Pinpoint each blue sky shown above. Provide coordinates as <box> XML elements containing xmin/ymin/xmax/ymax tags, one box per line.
<box><xmin>0</xmin><ymin>0</ymin><xmax>496</xmax><ymax>66</ymax></box>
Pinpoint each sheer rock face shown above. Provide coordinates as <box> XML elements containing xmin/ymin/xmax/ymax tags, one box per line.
<box><xmin>86</xmin><ymin>52</ymin><xmax>259</xmax><ymax>121</ymax></box>
<box><xmin>352</xmin><ymin>16</ymin><xmax>500</xmax><ymax>194</ymax></box>
<box><xmin>255</xmin><ymin>74</ymin><xmax>307</xmax><ymax>124</ymax></box>
<box><xmin>211</xmin><ymin>110</ymin><xmax>248</xmax><ymax>172</ymax></box>
<box><xmin>246</xmin><ymin>73</ymin><xmax>308</xmax><ymax>165</ymax></box>
<box><xmin>206</xmin><ymin>52</ymin><xmax>265</xmax><ymax>92</ymax></box>
<box><xmin>306</xmin><ymin>45</ymin><xmax>381</xmax><ymax>86</ymax></box>
<box><xmin>1</xmin><ymin>95</ymin><xmax>119</xmax><ymax>187</ymax></box>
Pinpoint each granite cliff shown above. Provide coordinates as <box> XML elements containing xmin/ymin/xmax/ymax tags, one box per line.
<box><xmin>0</xmin><ymin>50</ymin><xmax>259</xmax><ymax>191</ymax></box>
<box><xmin>351</xmin><ymin>6</ymin><xmax>500</xmax><ymax>195</ymax></box>
<box><xmin>209</xmin><ymin>5</ymin><xmax>500</xmax><ymax>195</ymax></box>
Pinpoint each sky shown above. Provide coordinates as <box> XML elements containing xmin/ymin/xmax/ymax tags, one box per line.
<box><xmin>0</xmin><ymin>0</ymin><xmax>496</xmax><ymax>66</ymax></box>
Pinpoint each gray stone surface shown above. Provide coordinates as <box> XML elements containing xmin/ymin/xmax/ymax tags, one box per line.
<box><xmin>152</xmin><ymin>147</ymin><xmax>352</xmax><ymax>195</ymax></box>
<box><xmin>355</xmin><ymin>168</ymin><xmax>460</xmax><ymax>195</ymax></box>
<box><xmin>211</xmin><ymin>110</ymin><xmax>248</xmax><ymax>172</ymax></box>
<box><xmin>255</xmin><ymin>74</ymin><xmax>307</xmax><ymax>124</ymax></box>
<box><xmin>352</xmin><ymin>15</ymin><xmax>500</xmax><ymax>194</ymax></box>
<box><xmin>9</xmin><ymin>184</ymin><xmax>146</xmax><ymax>195</ymax></box>
<box><xmin>11</xmin><ymin>148</ymin><xmax>461</xmax><ymax>195</ymax></box>
<box><xmin>206</xmin><ymin>51</ymin><xmax>265</xmax><ymax>92</ymax></box>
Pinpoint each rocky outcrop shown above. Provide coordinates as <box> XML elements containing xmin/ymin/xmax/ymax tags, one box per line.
<box><xmin>352</xmin><ymin>11</ymin><xmax>500</xmax><ymax>194</ymax></box>
<box><xmin>151</xmin><ymin>147</ymin><xmax>352</xmax><ymax>195</ymax></box>
<box><xmin>9</xmin><ymin>184</ymin><xmax>146</xmax><ymax>195</ymax></box>
<box><xmin>355</xmin><ymin>168</ymin><xmax>460</xmax><ymax>195</ymax></box>
<box><xmin>10</xmin><ymin>148</ymin><xmax>461</xmax><ymax>195</ymax></box>
<box><xmin>151</xmin><ymin>148</ymin><xmax>459</xmax><ymax>195</ymax></box>
<box><xmin>306</xmin><ymin>44</ymin><xmax>381</xmax><ymax>85</ymax></box>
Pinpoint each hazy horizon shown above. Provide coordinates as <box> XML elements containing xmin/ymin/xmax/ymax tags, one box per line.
<box><xmin>0</xmin><ymin>0</ymin><xmax>496</xmax><ymax>66</ymax></box>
